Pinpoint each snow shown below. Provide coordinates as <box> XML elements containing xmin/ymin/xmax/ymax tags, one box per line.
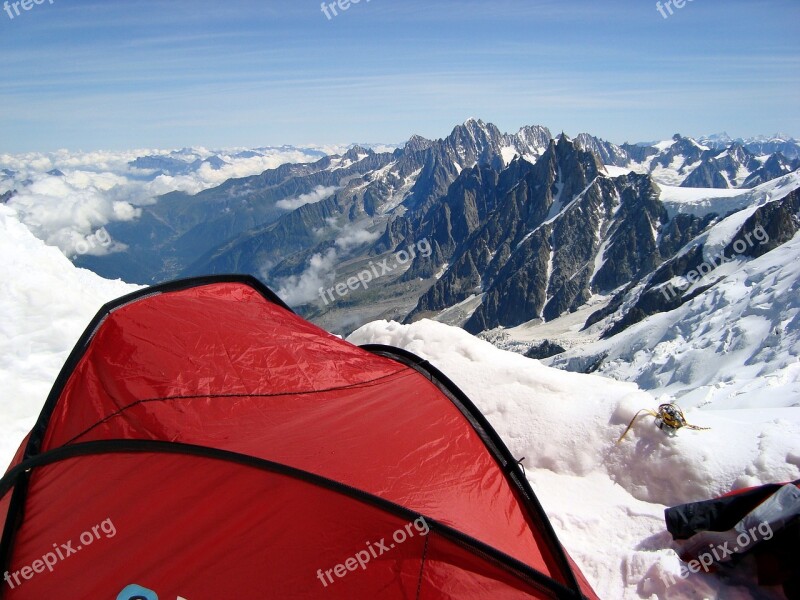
<box><xmin>591</xmin><ymin>225</ymin><xmax>611</xmax><ymax>281</ymax></box>
<box><xmin>551</xmin><ymin>229</ymin><xmax>800</xmax><ymax>412</ymax></box>
<box><xmin>700</xmin><ymin>207</ymin><xmax>762</xmax><ymax>259</ymax></box>
<box><xmin>543</xmin><ymin>177</ymin><xmax>598</xmax><ymax>228</ymax></box>
<box><xmin>430</xmin><ymin>293</ymin><xmax>484</xmax><ymax>327</ymax></box>
<box><xmin>588</xmin><ymin>186</ymin><xmax>617</xmax><ymax>279</ymax></box>
<box><xmin>653</xmin><ymin>139</ymin><xmax>676</xmax><ymax>152</ymax></box>
<box><xmin>500</xmin><ymin>145</ymin><xmax>519</xmax><ymax>166</ymax></box>
<box><xmin>604</xmin><ymin>165</ymin><xmax>636</xmax><ymax>177</ymax></box>
<box><xmin>657</xmin><ymin>171</ymin><xmax>800</xmax><ymax>219</ymax></box>
<box><xmin>735</xmin><ymin>164</ymin><xmax>751</xmax><ymax>187</ymax></box>
<box><xmin>541</xmin><ymin>245</ymin><xmax>554</xmax><ymax>318</ymax></box>
<box><xmin>489</xmin><ymin>294</ymin><xmax>609</xmax><ymax>351</ymax></box>
<box><xmin>657</xmin><ymin>184</ymin><xmax>745</xmax><ymax>218</ymax></box>
<box><xmin>649</xmin><ymin>165</ymin><xmax>689</xmax><ymax>187</ymax></box>
<box><xmin>0</xmin><ymin>205</ymin><xmax>141</xmax><ymax>465</ymax></box>
<box><xmin>544</xmin><ymin>176</ymin><xmax>566</xmax><ymax>221</ymax></box>
<box><xmin>331</xmin><ymin>158</ymin><xmax>354</xmax><ymax>171</ymax></box>
<box><xmin>348</xmin><ymin>319</ymin><xmax>798</xmax><ymax>599</ymax></box>
<box><xmin>377</xmin><ymin>167</ymin><xmax>422</xmax><ymax>215</ymax></box>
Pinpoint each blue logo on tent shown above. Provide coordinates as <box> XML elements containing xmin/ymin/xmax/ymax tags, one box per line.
<box><xmin>117</xmin><ymin>584</ymin><xmax>158</xmax><ymax>600</ymax></box>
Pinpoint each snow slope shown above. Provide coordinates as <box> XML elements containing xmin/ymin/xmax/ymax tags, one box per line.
<box><xmin>550</xmin><ymin>224</ymin><xmax>800</xmax><ymax>412</ymax></box>
<box><xmin>0</xmin><ymin>205</ymin><xmax>140</xmax><ymax>464</ymax></box>
<box><xmin>348</xmin><ymin>320</ymin><xmax>799</xmax><ymax>600</ymax></box>
<box><xmin>657</xmin><ymin>171</ymin><xmax>800</xmax><ymax>219</ymax></box>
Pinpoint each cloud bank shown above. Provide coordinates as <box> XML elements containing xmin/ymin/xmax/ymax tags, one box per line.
<box><xmin>276</xmin><ymin>185</ymin><xmax>338</xmax><ymax>211</ymax></box>
<box><xmin>276</xmin><ymin>222</ymin><xmax>381</xmax><ymax>306</ymax></box>
<box><xmin>1</xmin><ymin>146</ymin><xmax>330</xmax><ymax>257</ymax></box>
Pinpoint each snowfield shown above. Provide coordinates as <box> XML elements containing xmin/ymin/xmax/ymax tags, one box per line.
<box><xmin>547</xmin><ymin>174</ymin><xmax>800</xmax><ymax>413</ymax></box>
<box><xmin>657</xmin><ymin>171</ymin><xmax>800</xmax><ymax>220</ymax></box>
<box><xmin>1</xmin><ymin>202</ymin><xmax>797</xmax><ymax>599</ymax></box>
<box><xmin>550</xmin><ymin>231</ymin><xmax>800</xmax><ymax>412</ymax></box>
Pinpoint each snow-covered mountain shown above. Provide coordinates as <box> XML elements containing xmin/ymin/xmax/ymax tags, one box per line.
<box><xmin>398</xmin><ymin>141</ymin><xmax>798</xmax><ymax>336</ymax></box>
<box><xmin>698</xmin><ymin>132</ymin><xmax>800</xmax><ymax>160</ymax></box>
<box><xmin>541</xmin><ymin>173</ymin><xmax>800</xmax><ymax>409</ymax></box>
<box><xmin>55</xmin><ymin>119</ymin><xmax>553</xmax><ymax>288</ymax></box>
<box><xmin>5</xmin><ymin>121</ymin><xmax>799</xmax><ymax>347</ymax></box>
<box><xmin>549</xmin><ymin>227</ymin><xmax>800</xmax><ymax>409</ymax></box>
<box><xmin>128</xmin><ymin>152</ymin><xmax>230</xmax><ymax>176</ymax></box>
<box><xmin>577</xmin><ymin>132</ymin><xmax>800</xmax><ymax>189</ymax></box>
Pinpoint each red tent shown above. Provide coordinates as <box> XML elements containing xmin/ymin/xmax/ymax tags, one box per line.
<box><xmin>0</xmin><ymin>276</ymin><xmax>599</xmax><ymax>599</ymax></box>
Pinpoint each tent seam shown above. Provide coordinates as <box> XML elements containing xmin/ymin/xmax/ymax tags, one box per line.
<box><xmin>414</xmin><ymin>533</ymin><xmax>429</xmax><ymax>600</ymax></box>
<box><xmin>360</xmin><ymin>344</ymin><xmax>587</xmax><ymax>598</ymax></box>
<box><xmin>59</xmin><ymin>368</ymin><xmax>414</xmax><ymax>447</ymax></box>
<box><xmin>0</xmin><ymin>440</ymin><xmax>581</xmax><ymax>600</ymax></box>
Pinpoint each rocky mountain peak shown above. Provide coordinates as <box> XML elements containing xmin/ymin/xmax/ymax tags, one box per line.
<box><xmin>404</xmin><ymin>134</ymin><xmax>434</xmax><ymax>153</ymax></box>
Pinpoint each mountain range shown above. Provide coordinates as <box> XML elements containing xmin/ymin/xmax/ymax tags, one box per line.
<box><xmin>68</xmin><ymin>121</ymin><xmax>800</xmax><ymax>376</ymax></box>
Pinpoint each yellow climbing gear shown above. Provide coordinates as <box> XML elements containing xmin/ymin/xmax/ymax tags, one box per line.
<box><xmin>616</xmin><ymin>403</ymin><xmax>709</xmax><ymax>443</ymax></box>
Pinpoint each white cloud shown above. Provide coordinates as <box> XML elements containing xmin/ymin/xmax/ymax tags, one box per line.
<box><xmin>273</xmin><ymin>221</ymin><xmax>382</xmax><ymax>307</ymax></box>
<box><xmin>142</xmin><ymin>150</ymin><xmax>328</xmax><ymax>197</ymax></box>
<box><xmin>276</xmin><ymin>247</ymin><xmax>338</xmax><ymax>306</ymax></box>
<box><xmin>334</xmin><ymin>224</ymin><xmax>381</xmax><ymax>250</ymax></box>
<box><xmin>6</xmin><ymin>173</ymin><xmax>141</xmax><ymax>257</ymax></box>
<box><xmin>0</xmin><ymin>146</ymin><xmax>329</xmax><ymax>258</ymax></box>
<box><xmin>276</xmin><ymin>185</ymin><xmax>338</xmax><ymax>211</ymax></box>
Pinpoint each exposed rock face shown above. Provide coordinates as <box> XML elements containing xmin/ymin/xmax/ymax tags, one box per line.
<box><xmin>742</xmin><ymin>153</ymin><xmax>800</xmax><ymax>188</ymax></box>
<box><xmin>400</xmin><ymin>134</ymin><xmax>800</xmax><ymax>338</ymax></box>
<box><xmin>575</xmin><ymin>133</ymin><xmax>631</xmax><ymax>167</ymax></box>
<box><xmin>620</xmin><ymin>142</ymin><xmax>658</xmax><ymax>164</ymax></box>
<box><xmin>404</xmin><ymin>135</ymin><xmax>673</xmax><ymax>332</ymax></box>
<box><xmin>586</xmin><ymin>189</ymin><xmax>800</xmax><ymax>338</ymax></box>
<box><xmin>525</xmin><ymin>340</ymin><xmax>566</xmax><ymax>360</ymax></box>
<box><xmin>680</xmin><ymin>143</ymin><xmax>761</xmax><ymax>188</ymax></box>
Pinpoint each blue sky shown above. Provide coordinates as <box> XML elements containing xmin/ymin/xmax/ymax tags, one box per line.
<box><xmin>1</xmin><ymin>0</ymin><xmax>798</xmax><ymax>152</ymax></box>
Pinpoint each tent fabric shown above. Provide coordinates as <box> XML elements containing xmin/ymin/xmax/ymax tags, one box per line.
<box><xmin>665</xmin><ymin>481</ymin><xmax>800</xmax><ymax>596</ymax></box>
<box><xmin>0</xmin><ymin>275</ymin><xmax>599</xmax><ymax>599</ymax></box>
<box><xmin>665</xmin><ymin>480</ymin><xmax>800</xmax><ymax>540</ymax></box>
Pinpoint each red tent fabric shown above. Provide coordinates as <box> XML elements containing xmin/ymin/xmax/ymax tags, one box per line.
<box><xmin>0</xmin><ymin>276</ymin><xmax>599</xmax><ymax>599</ymax></box>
